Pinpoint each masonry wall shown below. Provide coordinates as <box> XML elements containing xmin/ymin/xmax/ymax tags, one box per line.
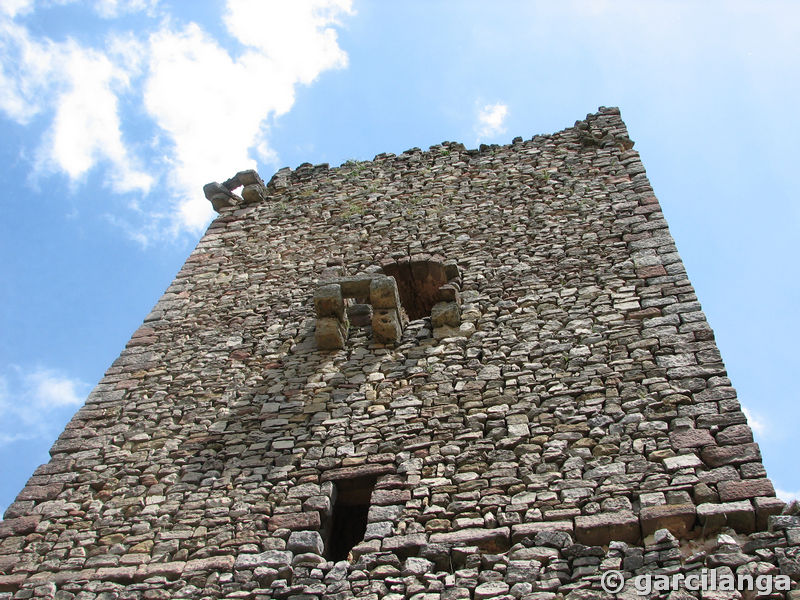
<box><xmin>1</xmin><ymin>107</ymin><xmax>799</xmax><ymax>599</ymax></box>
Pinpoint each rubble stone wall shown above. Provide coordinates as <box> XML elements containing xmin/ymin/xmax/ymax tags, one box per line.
<box><xmin>2</xmin><ymin>107</ymin><xmax>798</xmax><ymax>599</ymax></box>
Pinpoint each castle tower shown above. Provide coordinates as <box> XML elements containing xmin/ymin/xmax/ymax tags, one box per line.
<box><xmin>1</xmin><ymin>107</ymin><xmax>798</xmax><ymax>599</ymax></box>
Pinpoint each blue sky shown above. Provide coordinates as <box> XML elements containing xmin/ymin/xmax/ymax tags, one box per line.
<box><xmin>1</xmin><ymin>1</ymin><xmax>798</xmax><ymax>516</ymax></box>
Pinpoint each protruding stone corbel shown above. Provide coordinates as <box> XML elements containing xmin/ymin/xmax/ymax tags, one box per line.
<box><xmin>369</xmin><ymin>276</ymin><xmax>404</xmax><ymax>344</ymax></box>
<box><xmin>203</xmin><ymin>182</ymin><xmax>242</xmax><ymax>212</ymax></box>
<box><xmin>314</xmin><ymin>284</ymin><xmax>348</xmax><ymax>350</ymax></box>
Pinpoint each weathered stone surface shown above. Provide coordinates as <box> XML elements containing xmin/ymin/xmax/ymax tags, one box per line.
<box><xmin>1</xmin><ymin>108</ymin><xmax>787</xmax><ymax>598</ymax></box>
<box><xmin>268</xmin><ymin>511</ymin><xmax>322</xmax><ymax>531</ymax></box>
<box><xmin>429</xmin><ymin>527</ymin><xmax>510</xmax><ymax>552</ymax></box>
<box><xmin>701</xmin><ymin>443</ymin><xmax>761</xmax><ymax>466</ymax></box>
<box><xmin>718</xmin><ymin>478</ymin><xmax>775</xmax><ymax>502</ymax></box>
<box><xmin>575</xmin><ymin>511</ymin><xmax>640</xmax><ymax>545</ymax></box>
<box><xmin>372</xmin><ymin>308</ymin><xmax>402</xmax><ymax>343</ymax></box>
<box><xmin>669</xmin><ymin>429</ymin><xmax>715</xmax><ymax>449</ymax></box>
<box><xmin>697</xmin><ymin>501</ymin><xmax>756</xmax><ymax>534</ymax></box>
<box><xmin>639</xmin><ymin>503</ymin><xmax>696</xmax><ymax>538</ymax></box>
<box><xmin>315</xmin><ymin>316</ymin><xmax>347</xmax><ymax>349</ymax></box>
<box><xmin>369</xmin><ymin>276</ymin><xmax>401</xmax><ymax>308</ymax></box>
<box><xmin>287</xmin><ymin>531</ymin><xmax>324</xmax><ymax>554</ymax></box>
<box><xmin>314</xmin><ymin>283</ymin><xmax>345</xmax><ymax>319</ymax></box>
<box><xmin>430</xmin><ymin>301</ymin><xmax>460</xmax><ymax>328</ymax></box>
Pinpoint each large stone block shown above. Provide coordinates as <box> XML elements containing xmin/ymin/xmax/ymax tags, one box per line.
<box><xmin>369</xmin><ymin>276</ymin><xmax>401</xmax><ymax>308</ymax></box>
<box><xmin>669</xmin><ymin>428</ymin><xmax>715</xmax><ymax>449</ymax></box>
<box><xmin>701</xmin><ymin>443</ymin><xmax>761</xmax><ymax>467</ymax></box>
<box><xmin>718</xmin><ymin>478</ymin><xmax>775</xmax><ymax>502</ymax></box>
<box><xmin>315</xmin><ymin>316</ymin><xmax>347</xmax><ymax>350</ymax></box>
<box><xmin>287</xmin><ymin>530</ymin><xmax>324</xmax><ymax>555</ymax></box>
<box><xmin>574</xmin><ymin>511</ymin><xmax>640</xmax><ymax>545</ymax></box>
<box><xmin>431</xmin><ymin>301</ymin><xmax>460</xmax><ymax>328</ymax></box>
<box><xmin>639</xmin><ymin>503</ymin><xmax>696</xmax><ymax>538</ymax></box>
<box><xmin>313</xmin><ymin>284</ymin><xmax>345</xmax><ymax>319</ymax></box>
<box><xmin>372</xmin><ymin>308</ymin><xmax>402</xmax><ymax>343</ymax></box>
<box><xmin>429</xmin><ymin>527</ymin><xmax>510</xmax><ymax>553</ymax></box>
<box><xmin>696</xmin><ymin>501</ymin><xmax>755</xmax><ymax>534</ymax></box>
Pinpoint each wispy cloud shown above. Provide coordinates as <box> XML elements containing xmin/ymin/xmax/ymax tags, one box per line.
<box><xmin>742</xmin><ymin>405</ymin><xmax>767</xmax><ymax>437</ymax></box>
<box><xmin>476</xmin><ymin>102</ymin><xmax>509</xmax><ymax>141</ymax></box>
<box><xmin>0</xmin><ymin>366</ymin><xmax>89</xmax><ymax>446</ymax></box>
<box><xmin>0</xmin><ymin>0</ymin><xmax>354</xmax><ymax>242</ymax></box>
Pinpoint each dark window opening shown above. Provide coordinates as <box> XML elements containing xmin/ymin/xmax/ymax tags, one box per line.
<box><xmin>381</xmin><ymin>259</ymin><xmax>448</xmax><ymax>320</ymax></box>
<box><xmin>326</xmin><ymin>476</ymin><xmax>376</xmax><ymax>561</ymax></box>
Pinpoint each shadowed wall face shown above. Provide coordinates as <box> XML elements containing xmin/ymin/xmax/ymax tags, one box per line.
<box><xmin>381</xmin><ymin>260</ymin><xmax>448</xmax><ymax>320</ymax></box>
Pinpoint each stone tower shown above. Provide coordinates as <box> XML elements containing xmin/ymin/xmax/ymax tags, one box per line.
<box><xmin>2</xmin><ymin>107</ymin><xmax>798</xmax><ymax>599</ymax></box>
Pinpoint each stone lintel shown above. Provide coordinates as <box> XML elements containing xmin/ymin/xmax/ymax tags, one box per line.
<box><xmin>574</xmin><ymin>511</ymin><xmax>640</xmax><ymax>545</ymax></box>
<box><xmin>639</xmin><ymin>503</ymin><xmax>696</xmax><ymax>538</ymax></box>
<box><xmin>321</xmin><ymin>463</ymin><xmax>395</xmax><ymax>481</ymax></box>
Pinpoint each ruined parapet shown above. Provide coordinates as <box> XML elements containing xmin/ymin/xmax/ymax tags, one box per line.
<box><xmin>204</xmin><ymin>169</ymin><xmax>268</xmax><ymax>212</ymax></box>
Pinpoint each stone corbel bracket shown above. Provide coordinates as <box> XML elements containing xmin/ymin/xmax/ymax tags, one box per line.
<box><xmin>204</xmin><ymin>169</ymin><xmax>267</xmax><ymax>213</ymax></box>
<box><xmin>314</xmin><ymin>275</ymin><xmax>406</xmax><ymax>349</ymax></box>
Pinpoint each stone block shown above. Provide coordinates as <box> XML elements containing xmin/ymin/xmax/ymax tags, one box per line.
<box><xmin>718</xmin><ymin>478</ymin><xmax>775</xmax><ymax>502</ymax></box>
<box><xmin>235</xmin><ymin>169</ymin><xmax>264</xmax><ymax>186</ymax></box>
<box><xmin>511</xmin><ymin>521</ymin><xmax>574</xmax><ymax>543</ymax></box>
<box><xmin>437</xmin><ymin>284</ymin><xmax>460</xmax><ymax>303</ymax></box>
<box><xmin>696</xmin><ymin>501</ymin><xmax>755</xmax><ymax>534</ymax></box>
<box><xmin>372</xmin><ymin>308</ymin><xmax>402</xmax><ymax>344</ymax></box>
<box><xmin>701</xmin><ymin>443</ymin><xmax>761</xmax><ymax>467</ymax></box>
<box><xmin>241</xmin><ymin>184</ymin><xmax>266</xmax><ymax>204</ymax></box>
<box><xmin>268</xmin><ymin>511</ymin><xmax>321</xmax><ymax>532</ymax></box>
<box><xmin>715</xmin><ymin>424</ymin><xmax>754</xmax><ymax>445</ymax></box>
<box><xmin>335</xmin><ymin>276</ymin><xmax>376</xmax><ymax>298</ymax></box>
<box><xmin>574</xmin><ymin>511</ymin><xmax>640</xmax><ymax>545</ymax></box>
<box><xmin>234</xmin><ymin>551</ymin><xmax>292</xmax><ymax>570</ymax></box>
<box><xmin>287</xmin><ymin>531</ymin><xmax>324</xmax><ymax>555</ymax></box>
<box><xmin>669</xmin><ymin>429</ymin><xmax>715</xmax><ymax>449</ymax></box>
<box><xmin>431</xmin><ymin>301</ymin><xmax>460</xmax><ymax>328</ymax></box>
<box><xmin>639</xmin><ymin>503</ymin><xmax>696</xmax><ymax>538</ymax></box>
<box><xmin>313</xmin><ymin>284</ymin><xmax>345</xmax><ymax>319</ymax></box>
<box><xmin>347</xmin><ymin>303</ymin><xmax>372</xmax><ymax>327</ymax></box>
<box><xmin>429</xmin><ymin>527</ymin><xmax>510</xmax><ymax>552</ymax></box>
<box><xmin>754</xmin><ymin>496</ymin><xmax>785</xmax><ymax>530</ymax></box>
<box><xmin>315</xmin><ymin>317</ymin><xmax>347</xmax><ymax>350</ymax></box>
<box><xmin>369</xmin><ymin>276</ymin><xmax>401</xmax><ymax>308</ymax></box>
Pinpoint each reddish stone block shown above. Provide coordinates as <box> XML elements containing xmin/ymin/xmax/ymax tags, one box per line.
<box><xmin>268</xmin><ymin>511</ymin><xmax>322</xmax><ymax>532</ymax></box>
<box><xmin>701</xmin><ymin>443</ymin><xmax>761</xmax><ymax>467</ymax></box>
<box><xmin>670</xmin><ymin>429</ymin><xmax>715</xmax><ymax>449</ymax></box>
<box><xmin>718</xmin><ymin>478</ymin><xmax>775</xmax><ymax>502</ymax></box>
<box><xmin>430</xmin><ymin>527</ymin><xmax>510</xmax><ymax>552</ymax></box>
<box><xmin>0</xmin><ymin>515</ymin><xmax>41</xmax><ymax>537</ymax></box>
<box><xmin>511</xmin><ymin>521</ymin><xmax>574</xmax><ymax>543</ymax></box>
<box><xmin>715</xmin><ymin>424</ymin><xmax>754</xmax><ymax>446</ymax></box>
<box><xmin>575</xmin><ymin>511</ymin><xmax>640</xmax><ymax>545</ymax></box>
<box><xmin>755</xmin><ymin>496</ymin><xmax>785</xmax><ymax>530</ymax></box>
<box><xmin>15</xmin><ymin>483</ymin><xmax>62</xmax><ymax>502</ymax></box>
<box><xmin>639</xmin><ymin>503</ymin><xmax>696</xmax><ymax>538</ymax></box>
<box><xmin>637</xmin><ymin>265</ymin><xmax>667</xmax><ymax>278</ymax></box>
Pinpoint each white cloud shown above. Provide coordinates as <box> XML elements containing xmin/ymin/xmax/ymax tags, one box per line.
<box><xmin>776</xmin><ymin>489</ymin><xmax>800</xmax><ymax>503</ymax></box>
<box><xmin>141</xmin><ymin>0</ymin><xmax>353</xmax><ymax>232</ymax></box>
<box><xmin>0</xmin><ymin>16</ymin><xmax>152</xmax><ymax>194</ymax></box>
<box><xmin>0</xmin><ymin>367</ymin><xmax>89</xmax><ymax>447</ymax></box>
<box><xmin>0</xmin><ymin>0</ymin><xmax>354</xmax><ymax>240</ymax></box>
<box><xmin>742</xmin><ymin>405</ymin><xmax>767</xmax><ymax>437</ymax></box>
<box><xmin>476</xmin><ymin>102</ymin><xmax>509</xmax><ymax>141</ymax></box>
<box><xmin>0</xmin><ymin>0</ymin><xmax>34</xmax><ymax>18</ymax></box>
